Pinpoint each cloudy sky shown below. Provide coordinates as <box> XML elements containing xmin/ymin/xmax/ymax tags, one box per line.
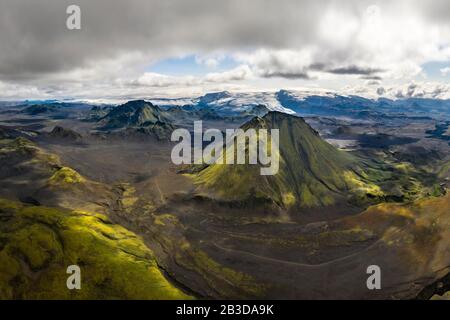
<box><xmin>0</xmin><ymin>0</ymin><xmax>450</xmax><ymax>101</ymax></box>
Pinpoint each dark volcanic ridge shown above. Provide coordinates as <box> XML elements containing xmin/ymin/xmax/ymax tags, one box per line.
<box><xmin>97</xmin><ymin>100</ymin><xmax>176</xmax><ymax>140</ymax></box>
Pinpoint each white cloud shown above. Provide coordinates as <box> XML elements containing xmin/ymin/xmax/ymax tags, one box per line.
<box><xmin>195</xmin><ymin>54</ymin><xmax>226</xmax><ymax>69</ymax></box>
<box><xmin>0</xmin><ymin>81</ymin><xmax>51</xmax><ymax>100</ymax></box>
<box><xmin>134</xmin><ymin>73</ymin><xmax>201</xmax><ymax>88</ymax></box>
<box><xmin>441</xmin><ymin>67</ymin><xmax>450</xmax><ymax>76</ymax></box>
<box><xmin>134</xmin><ymin>65</ymin><xmax>252</xmax><ymax>88</ymax></box>
<box><xmin>204</xmin><ymin>65</ymin><xmax>253</xmax><ymax>82</ymax></box>
<box><xmin>343</xmin><ymin>81</ymin><xmax>450</xmax><ymax>99</ymax></box>
<box><xmin>235</xmin><ymin>49</ymin><xmax>314</xmax><ymax>79</ymax></box>
<box><xmin>232</xmin><ymin>2</ymin><xmax>450</xmax><ymax>83</ymax></box>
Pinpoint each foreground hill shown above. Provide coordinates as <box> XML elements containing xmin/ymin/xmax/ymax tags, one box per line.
<box><xmin>0</xmin><ymin>198</ymin><xmax>191</xmax><ymax>299</ymax></box>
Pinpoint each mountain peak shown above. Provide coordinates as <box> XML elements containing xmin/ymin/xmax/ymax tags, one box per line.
<box><xmin>96</xmin><ymin>100</ymin><xmax>176</xmax><ymax>140</ymax></box>
<box><xmin>100</xmin><ymin>100</ymin><xmax>167</xmax><ymax>129</ymax></box>
<box><xmin>48</xmin><ymin>126</ymin><xmax>82</xmax><ymax>141</ymax></box>
<box><xmin>121</xmin><ymin>99</ymin><xmax>160</xmax><ymax>111</ymax></box>
<box><xmin>241</xmin><ymin>111</ymin><xmax>311</xmax><ymax>134</ymax></box>
<box><xmin>192</xmin><ymin>112</ymin><xmax>374</xmax><ymax>211</ymax></box>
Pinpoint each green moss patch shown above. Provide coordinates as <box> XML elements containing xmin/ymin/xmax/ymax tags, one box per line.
<box><xmin>49</xmin><ymin>167</ymin><xmax>86</xmax><ymax>185</ymax></box>
<box><xmin>0</xmin><ymin>198</ymin><xmax>192</xmax><ymax>300</ymax></box>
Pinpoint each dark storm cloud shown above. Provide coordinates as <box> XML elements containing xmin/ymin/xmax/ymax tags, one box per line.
<box><xmin>327</xmin><ymin>65</ymin><xmax>384</xmax><ymax>76</ymax></box>
<box><xmin>0</xmin><ymin>0</ymin><xmax>324</xmax><ymax>80</ymax></box>
<box><xmin>260</xmin><ymin>71</ymin><xmax>311</xmax><ymax>80</ymax></box>
<box><xmin>376</xmin><ymin>87</ymin><xmax>386</xmax><ymax>95</ymax></box>
<box><xmin>417</xmin><ymin>0</ymin><xmax>450</xmax><ymax>23</ymax></box>
<box><xmin>306</xmin><ymin>63</ymin><xmax>384</xmax><ymax>79</ymax></box>
<box><xmin>257</xmin><ymin>63</ymin><xmax>383</xmax><ymax>80</ymax></box>
<box><xmin>360</xmin><ymin>75</ymin><xmax>383</xmax><ymax>81</ymax></box>
<box><xmin>0</xmin><ymin>0</ymin><xmax>449</xmax><ymax>98</ymax></box>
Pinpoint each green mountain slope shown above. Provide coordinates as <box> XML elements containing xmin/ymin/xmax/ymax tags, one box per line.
<box><xmin>0</xmin><ymin>198</ymin><xmax>192</xmax><ymax>299</ymax></box>
<box><xmin>192</xmin><ymin>112</ymin><xmax>383</xmax><ymax>209</ymax></box>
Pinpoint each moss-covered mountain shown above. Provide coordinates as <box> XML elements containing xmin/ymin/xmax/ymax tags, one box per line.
<box><xmin>98</xmin><ymin>100</ymin><xmax>175</xmax><ymax>140</ymax></box>
<box><xmin>0</xmin><ymin>198</ymin><xmax>191</xmax><ymax>299</ymax></box>
<box><xmin>192</xmin><ymin>112</ymin><xmax>395</xmax><ymax>209</ymax></box>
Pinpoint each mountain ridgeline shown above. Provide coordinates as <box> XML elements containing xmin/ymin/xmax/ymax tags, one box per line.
<box><xmin>193</xmin><ymin>112</ymin><xmax>382</xmax><ymax>210</ymax></box>
<box><xmin>98</xmin><ymin>100</ymin><xmax>176</xmax><ymax>140</ymax></box>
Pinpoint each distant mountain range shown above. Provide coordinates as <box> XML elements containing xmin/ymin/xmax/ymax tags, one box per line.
<box><xmin>149</xmin><ymin>91</ymin><xmax>294</xmax><ymax>116</ymax></box>
<box><xmin>3</xmin><ymin>90</ymin><xmax>449</xmax><ymax>122</ymax></box>
<box><xmin>92</xmin><ymin>99</ymin><xmax>274</xmax><ymax>140</ymax></box>
<box><xmin>149</xmin><ymin>90</ymin><xmax>450</xmax><ymax>121</ymax></box>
